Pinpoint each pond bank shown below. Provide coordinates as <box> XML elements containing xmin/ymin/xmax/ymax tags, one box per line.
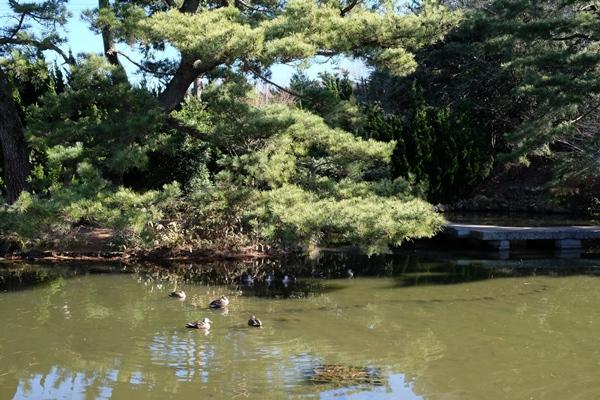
<box><xmin>0</xmin><ymin>225</ymin><xmax>282</xmax><ymax>263</ymax></box>
<box><xmin>3</xmin><ymin>209</ymin><xmax>599</xmax><ymax>264</ymax></box>
<box><xmin>0</xmin><ymin>247</ymin><xmax>275</xmax><ymax>264</ymax></box>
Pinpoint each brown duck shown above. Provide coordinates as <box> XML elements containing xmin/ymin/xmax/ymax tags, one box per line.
<box><xmin>209</xmin><ymin>295</ymin><xmax>229</xmax><ymax>309</ymax></box>
<box><xmin>248</xmin><ymin>315</ymin><xmax>262</xmax><ymax>327</ymax></box>
<box><xmin>186</xmin><ymin>318</ymin><xmax>212</xmax><ymax>330</ymax></box>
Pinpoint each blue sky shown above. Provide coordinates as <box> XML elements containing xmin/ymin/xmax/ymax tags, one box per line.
<box><xmin>3</xmin><ymin>0</ymin><xmax>371</xmax><ymax>86</ymax></box>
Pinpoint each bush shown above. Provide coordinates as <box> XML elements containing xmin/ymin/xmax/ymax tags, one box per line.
<box><xmin>362</xmin><ymin>94</ymin><xmax>493</xmax><ymax>203</ymax></box>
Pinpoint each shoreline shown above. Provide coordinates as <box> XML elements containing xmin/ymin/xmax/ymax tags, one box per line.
<box><xmin>0</xmin><ymin>248</ymin><xmax>276</xmax><ymax>264</ymax></box>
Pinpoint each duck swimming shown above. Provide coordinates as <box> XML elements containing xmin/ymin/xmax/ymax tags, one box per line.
<box><xmin>265</xmin><ymin>273</ymin><xmax>274</xmax><ymax>286</ymax></box>
<box><xmin>248</xmin><ymin>315</ymin><xmax>262</xmax><ymax>327</ymax></box>
<box><xmin>186</xmin><ymin>317</ymin><xmax>212</xmax><ymax>330</ymax></box>
<box><xmin>242</xmin><ymin>274</ymin><xmax>254</xmax><ymax>286</ymax></box>
<box><xmin>209</xmin><ymin>295</ymin><xmax>229</xmax><ymax>309</ymax></box>
<box><xmin>169</xmin><ymin>291</ymin><xmax>186</xmax><ymax>300</ymax></box>
<box><xmin>282</xmin><ymin>275</ymin><xmax>296</xmax><ymax>287</ymax></box>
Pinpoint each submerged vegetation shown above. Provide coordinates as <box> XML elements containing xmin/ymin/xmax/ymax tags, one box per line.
<box><xmin>1</xmin><ymin>0</ymin><xmax>599</xmax><ymax>257</ymax></box>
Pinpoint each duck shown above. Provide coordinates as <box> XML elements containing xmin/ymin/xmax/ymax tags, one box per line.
<box><xmin>248</xmin><ymin>315</ymin><xmax>262</xmax><ymax>328</ymax></box>
<box><xmin>169</xmin><ymin>290</ymin><xmax>186</xmax><ymax>300</ymax></box>
<box><xmin>311</xmin><ymin>268</ymin><xmax>324</xmax><ymax>278</ymax></box>
<box><xmin>282</xmin><ymin>275</ymin><xmax>296</xmax><ymax>287</ymax></box>
<box><xmin>209</xmin><ymin>295</ymin><xmax>230</xmax><ymax>309</ymax></box>
<box><xmin>242</xmin><ymin>273</ymin><xmax>254</xmax><ymax>286</ymax></box>
<box><xmin>186</xmin><ymin>317</ymin><xmax>212</xmax><ymax>330</ymax></box>
<box><xmin>265</xmin><ymin>273</ymin><xmax>274</xmax><ymax>286</ymax></box>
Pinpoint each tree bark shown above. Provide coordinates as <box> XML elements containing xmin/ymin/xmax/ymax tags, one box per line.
<box><xmin>179</xmin><ymin>0</ymin><xmax>200</xmax><ymax>13</ymax></box>
<box><xmin>156</xmin><ymin>0</ymin><xmax>205</xmax><ymax>111</ymax></box>
<box><xmin>0</xmin><ymin>75</ymin><xmax>30</xmax><ymax>204</ymax></box>
<box><xmin>158</xmin><ymin>57</ymin><xmax>221</xmax><ymax>111</ymax></box>
<box><xmin>99</xmin><ymin>0</ymin><xmax>128</xmax><ymax>80</ymax></box>
<box><xmin>158</xmin><ymin>56</ymin><xmax>199</xmax><ymax>111</ymax></box>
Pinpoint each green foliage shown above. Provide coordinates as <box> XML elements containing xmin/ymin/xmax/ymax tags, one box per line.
<box><xmin>27</xmin><ymin>56</ymin><xmax>164</xmax><ymax>188</ymax></box>
<box><xmin>290</xmin><ymin>71</ymin><xmax>353</xmax><ymax>114</ymax></box>
<box><xmin>289</xmin><ymin>70</ymin><xmax>493</xmax><ymax>204</ymax></box>
<box><xmin>250</xmin><ymin>184</ymin><xmax>441</xmax><ymax>255</ymax></box>
<box><xmin>0</xmin><ymin>0</ymin><xmax>459</xmax><ymax>255</ymax></box>
<box><xmin>1</xmin><ymin>78</ymin><xmax>445</xmax><ymax>255</ymax></box>
<box><xmin>475</xmin><ymin>0</ymin><xmax>600</xmax><ymax>182</ymax></box>
<box><xmin>382</xmin><ymin>0</ymin><xmax>600</xmax><ymax>186</ymax></box>
<box><xmin>173</xmin><ymin>85</ymin><xmax>444</xmax><ymax>254</ymax></box>
<box><xmin>0</xmin><ymin>165</ymin><xmax>181</xmax><ymax>249</ymax></box>
<box><xmin>361</xmin><ymin>90</ymin><xmax>493</xmax><ymax>203</ymax></box>
<box><xmin>289</xmin><ymin>71</ymin><xmax>366</xmax><ymax>133</ymax></box>
<box><xmin>137</xmin><ymin>0</ymin><xmax>459</xmax><ymax>76</ymax></box>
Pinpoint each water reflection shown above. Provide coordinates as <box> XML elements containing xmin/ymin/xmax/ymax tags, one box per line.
<box><xmin>4</xmin><ymin>250</ymin><xmax>600</xmax><ymax>295</ymax></box>
<box><xmin>1</xmin><ymin>253</ymin><xmax>600</xmax><ymax>399</ymax></box>
<box><xmin>319</xmin><ymin>373</ymin><xmax>423</xmax><ymax>400</ymax></box>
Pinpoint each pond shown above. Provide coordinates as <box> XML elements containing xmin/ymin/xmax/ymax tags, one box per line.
<box><xmin>1</xmin><ymin>252</ymin><xmax>600</xmax><ymax>399</ymax></box>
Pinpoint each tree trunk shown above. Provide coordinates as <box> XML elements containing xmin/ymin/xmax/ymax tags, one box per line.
<box><xmin>156</xmin><ymin>0</ymin><xmax>210</xmax><ymax>111</ymax></box>
<box><xmin>0</xmin><ymin>76</ymin><xmax>30</xmax><ymax>204</ymax></box>
<box><xmin>98</xmin><ymin>0</ymin><xmax>128</xmax><ymax>81</ymax></box>
<box><xmin>158</xmin><ymin>57</ymin><xmax>199</xmax><ymax>111</ymax></box>
<box><xmin>158</xmin><ymin>57</ymin><xmax>221</xmax><ymax>111</ymax></box>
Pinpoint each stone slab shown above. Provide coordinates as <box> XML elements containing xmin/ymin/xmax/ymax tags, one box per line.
<box><xmin>554</xmin><ymin>239</ymin><xmax>582</xmax><ymax>249</ymax></box>
<box><xmin>488</xmin><ymin>240</ymin><xmax>510</xmax><ymax>250</ymax></box>
<box><xmin>443</xmin><ymin>224</ymin><xmax>600</xmax><ymax>241</ymax></box>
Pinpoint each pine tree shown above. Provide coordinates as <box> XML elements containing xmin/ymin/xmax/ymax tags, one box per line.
<box><xmin>0</xmin><ymin>0</ymin><xmax>71</xmax><ymax>203</ymax></box>
<box><xmin>87</xmin><ymin>0</ymin><xmax>459</xmax><ymax>111</ymax></box>
<box><xmin>473</xmin><ymin>0</ymin><xmax>600</xmax><ymax>179</ymax></box>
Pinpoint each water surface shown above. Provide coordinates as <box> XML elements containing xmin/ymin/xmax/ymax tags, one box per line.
<box><xmin>1</xmin><ymin>254</ymin><xmax>599</xmax><ymax>399</ymax></box>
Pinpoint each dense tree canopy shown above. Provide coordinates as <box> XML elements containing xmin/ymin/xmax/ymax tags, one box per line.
<box><xmin>0</xmin><ymin>0</ymin><xmax>461</xmax><ymax>254</ymax></box>
<box><xmin>355</xmin><ymin>0</ymin><xmax>600</xmax><ymax>204</ymax></box>
<box><xmin>2</xmin><ymin>0</ymin><xmax>599</xmax><ymax>255</ymax></box>
<box><xmin>479</xmin><ymin>0</ymin><xmax>600</xmax><ymax>182</ymax></box>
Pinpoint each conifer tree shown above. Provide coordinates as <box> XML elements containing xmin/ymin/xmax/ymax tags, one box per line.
<box><xmin>1</xmin><ymin>0</ymin><xmax>462</xmax><ymax>252</ymax></box>
<box><xmin>476</xmin><ymin>0</ymin><xmax>600</xmax><ymax>180</ymax></box>
<box><xmin>88</xmin><ymin>0</ymin><xmax>459</xmax><ymax>111</ymax></box>
<box><xmin>0</xmin><ymin>0</ymin><xmax>71</xmax><ymax>203</ymax></box>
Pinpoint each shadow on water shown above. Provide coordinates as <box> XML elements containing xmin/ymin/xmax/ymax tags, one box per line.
<box><xmin>0</xmin><ymin>263</ymin><xmax>127</xmax><ymax>292</ymax></box>
<box><xmin>2</xmin><ymin>248</ymin><xmax>600</xmax><ymax>294</ymax></box>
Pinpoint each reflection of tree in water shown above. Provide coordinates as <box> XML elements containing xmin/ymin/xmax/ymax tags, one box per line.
<box><xmin>0</xmin><ymin>275</ymin><xmax>172</xmax><ymax>399</ymax></box>
<box><xmin>0</xmin><ymin>268</ymin><xmax>366</xmax><ymax>399</ymax></box>
<box><xmin>131</xmin><ymin>260</ymin><xmax>331</xmax><ymax>299</ymax></box>
<box><xmin>3</xmin><ymin>250</ymin><xmax>599</xmax><ymax>294</ymax></box>
<box><xmin>3</xmin><ymin>255</ymin><xmax>600</xmax><ymax>399</ymax></box>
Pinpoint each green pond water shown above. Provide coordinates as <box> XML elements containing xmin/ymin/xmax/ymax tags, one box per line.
<box><xmin>1</xmin><ymin>253</ymin><xmax>600</xmax><ymax>399</ymax></box>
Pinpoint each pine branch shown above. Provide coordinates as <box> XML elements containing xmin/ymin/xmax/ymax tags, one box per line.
<box><xmin>550</xmin><ymin>33</ymin><xmax>592</xmax><ymax>41</ymax></box>
<box><xmin>245</xmin><ymin>65</ymin><xmax>309</xmax><ymax>99</ymax></box>
<box><xmin>234</xmin><ymin>0</ymin><xmax>272</xmax><ymax>15</ymax></box>
<box><xmin>115</xmin><ymin>50</ymin><xmax>172</xmax><ymax>77</ymax></box>
<box><xmin>340</xmin><ymin>0</ymin><xmax>361</xmax><ymax>16</ymax></box>
<box><xmin>165</xmin><ymin>115</ymin><xmax>208</xmax><ymax>140</ymax></box>
<box><xmin>8</xmin><ymin>13</ymin><xmax>26</xmax><ymax>39</ymax></box>
<box><xmin>0</xmin><ymin>36</ymin><xmax>75</xmax><ymax>65</ymax></box>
